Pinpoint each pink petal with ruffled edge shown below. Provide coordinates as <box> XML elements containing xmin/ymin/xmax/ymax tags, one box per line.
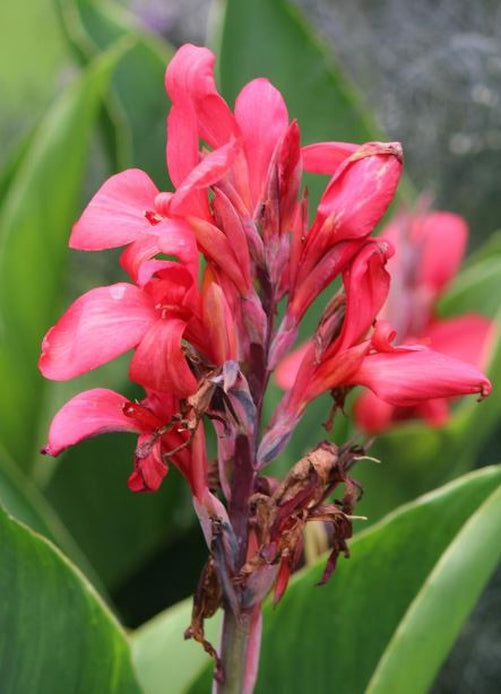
<box><xmin>350</xmin><ymin>348</ymin><xmax>492</xmax><ymax>406</ymax></box>
<box><xmin>70</xmin><ymin>169</ymin><xmax>159</xmax><ymax>250</ymax></box>
<box><xmin>235</xmin><ymin>78</ymin><xmax>289</xmax><ymax>208</ymax></box>
<box><xmin>129</xmin><ymin>317</ymin><xmax>198</xmax><ymax>396</ymax></box>
<box><xmin>302</xmin><ymin>141</ymin><xmax>359</xmax><ymax>174</ymax></box>
<box><xmin>39</xmin><ymin>284</ymin><xmax>157</xmax><ymax>380</ymax></box>
<box><xmin>42</xmin><ymin>388</ymin><xmax>140</xmax><ymax>456</ymax></box>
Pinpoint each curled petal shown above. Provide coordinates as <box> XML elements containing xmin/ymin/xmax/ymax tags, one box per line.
<box><xmin>201</xmin><ymin>279</ymin><xmax>238</xmax><ymax>364</ymax></box>
<box><xmin>39</xmin><ymin>284</ymin><xmax>157</xmax><ymax>380</ymax></box>
<box><xmin>350</xmin><ymin>348</ymin><xmax>492</xmax><ymax>407</ymax></box>
<box><xmin>170</xmin><ymin>139</ymin><xmax>239</xmax><ymax>219</ymax></box>
<box><xmin>70</xmin><ymin>169</ymin><xmax>159</xmax><ymax>250</ymax></box>
<box><xmin>129</xmin><ymin>317</ymin><xmax>198</xmax><ymax>396</ymax></box>
<box><xmin>128</xmin><ymin>435</ymin><xmax>167</xmax><ymax>492</ymax></box>
<box><xmin>302</xmin><ymin>141</ymin><xmax>359</xmax><ymax>174</ymax></box>
<box><xmin>120</xmin><ymin>218</ymin><xmax>199</xmax><ymax>285</ymax></box>
<box><xmin>42</xmin><ymin>389</ymin><xmax>140</xmax><ymax>456</ymax></box>
<box><xmin>333</xmin><ymin>241</ymin><xmax>392</xmax><ymax>354</ymax></box>
<box><xmin>302</xmin><ymin>142</ymin><xmax>403</xmax><ymax>276</ymax></box>
<box><xmin>235</xmin><ymin>78</ymin><xmax>289</xmax><ymax>207</ymax></box>
<box><xmin>165</xmin><ymin>44</ymin><xmax>237</xmax><ymax>148</ymax></box>
<box><xmin>189</xmin><ymin>217</ymin><xmax>250</xmax><ymax>295</ymax></box>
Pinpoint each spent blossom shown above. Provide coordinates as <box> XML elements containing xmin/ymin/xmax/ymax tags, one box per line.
<box><xmin>39</xmin><ymin>44</ymin><xmax>491</xmax><ymax>692</ymax></box>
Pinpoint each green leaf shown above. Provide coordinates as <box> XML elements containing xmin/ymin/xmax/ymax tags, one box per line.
<box><xmin>254</xmin><ymin>466</ymin><xmax>501</xmax><ymax>694</ymax></box>
<box><xmin>132</xmin><ymin>598</ymin><xmax>221</xmax><ymax>694</ymax></box>
<box><xmin>438</xmin><ymin>255</ymin><xmax>501</xmax><ymax>319</ymax></box>
<box><xmin>0</xmin><ymin>506</ymin><xmax>140</xmax><ymax>692</ymax></box>
<box><xmin>0</xmin><ymin>43</ymin><xmax>128</xmax><ymax>469</ymax></box>
<box><xmin>56</xmin><ymin>0</ymin><xmax>173</xmax><ymax>184</ymax></box>
<box><xmin>134</xmin><ymin>467</ymin><xmax>501</xmax><ymax>693</ymax></box>
<box><xmin>366</xmin><ymin>482</ymin><xmax>501</xmax><ymax>693</ymax></box>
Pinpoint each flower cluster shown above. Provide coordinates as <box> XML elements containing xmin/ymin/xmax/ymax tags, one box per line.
<box><xmin>39</xmin><ymin>44</ymin><xmax>491</xmax><ymax>685</ymax></box>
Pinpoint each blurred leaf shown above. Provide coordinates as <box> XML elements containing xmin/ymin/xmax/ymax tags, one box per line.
<box><xmin>0</xmin><ymin>1</ymin><xmax>66</xmax><ymax>148</ymax></box>
<box><xmin>0</xmin><ymin>442</ymin><xmax>104</xmax><ymax>592</ymax></box>
<box><xmin>45</xmin><ymin>432</ymin><xmax>194</xmax><ymax>591</ymax></box>
<box><xmin>217</xmin><ymin>0</ymin><xmax>414</xmax><ymax>206</ymax></box>
<box><xmin>438</xmin><ymin>255</ymin><xmax>501</xmax><ymax>318</ymax></box>
<box><xmin>0</xmin><ymin>43</ymin><xmax>128</xmax><ymax>469</ymax></box>
<box><xmin>0</xmin><ymin>126</ymin><xmax>36</xmax><ymax>203</ymax></box>
<box><xmin>56</xmin><ymin>0</ymin><xmax>173</xmax><ymax>185</ymax></box>
<box><xmin>0</xmin><ymin>506</ymin><xmax>140</xmax><ymax>693</ymax></box>
<box><xmin>463</xmin><ymin>228</ymin><xmax>501</xmax><ymax>266</ymax></box>
<box><xmin>132</xmin><ymin>597</ymin><xmax>221</xmax><ymax>694</ymax></box>
<box><xmin>366</xmin><ymin>482</ymin><xmax>501</xmax><ymax>693</ymax></box>
<box><xmin>188</xmin><ymin>465</ymin><xmax>501</xmax><ymax>693</ymax></box>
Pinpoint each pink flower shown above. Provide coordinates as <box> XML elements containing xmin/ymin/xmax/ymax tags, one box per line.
<box><xmin>353</xmin><ymin>210</ymin><xmax>494</xmax><ymax>432</ymax></box>
<box><xmin>269</xmin><ymin>238</ymin><xmax>491</xmax><ymax>463</ymax></box>
<box><xmin>269</xmin><ymin>141</ymin><xmax>403</xmax><ymax>367</ymax></box>
<box><xmin>41</xmin><ymin>388</ymin><xmax>208</xmax><ymax>496</ymax></box>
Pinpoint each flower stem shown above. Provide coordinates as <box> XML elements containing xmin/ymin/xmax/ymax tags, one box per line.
<box><xmin>216</xmin><ymin>609</ymin><xmax>252</xmax><ymax>694</ymax></box>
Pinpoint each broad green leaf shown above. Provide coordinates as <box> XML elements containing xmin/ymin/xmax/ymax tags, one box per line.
<box><xmin>366</xmin><ymin>482</ymin><xmax>501</xmax><ymax>693</ymax></box>
<box><xmin>132</xmin><ymin>598</ymin><xmax>221</xmax><ymax>694</ymax></box>
<box><xmin>56</xmin><ymin>0</ymin><xmax>173</xmax><ymax>184</ymax></box>
<box><xmin>0</xmin><ymin>43</ymin><xmax>129</xmax><ymax>469</ymax></box>
<box><xmin>134</xmin><ymin>466</ymin><xmax>501</xmax><ymax>693</ymax></box>
<box><xmin>0</xmin><ymin>506</ymin><xmax>140</xmax><ymax>692</ymax></box>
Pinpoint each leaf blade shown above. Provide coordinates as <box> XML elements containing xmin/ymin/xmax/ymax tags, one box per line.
<box><xmin>0</xmin><ymin>505</ymin><xmax>140</xmax><ymax>693</ymax></box>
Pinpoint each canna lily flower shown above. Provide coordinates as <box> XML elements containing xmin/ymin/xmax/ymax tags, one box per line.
<box><xmin>39</xmin><ymin>260</ymin><xmax>238</xmax><ymax>397</ymax></box>
<box><xmin>270</xmin><ymin>239</ymin><xmax>492</xmax><ymax>463</ymax></box>
<box><xmin>354</xmin><ymin>209</ymin><xmax>494</xmax><ymax>432</ymax></box>
<box><xmin>269</xmin><ymin>141</ymin><xmax>403</xmax><ymax>367</ymax></box>
<box><xmin>39</xmin><ymin>42</ymin><xmax>495</xmax><ymax>692</ymax></box>
<box><xmin>41</xmin><ymin>387</ymin><xmax>207</xmax><ymax>496</ymax></box>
